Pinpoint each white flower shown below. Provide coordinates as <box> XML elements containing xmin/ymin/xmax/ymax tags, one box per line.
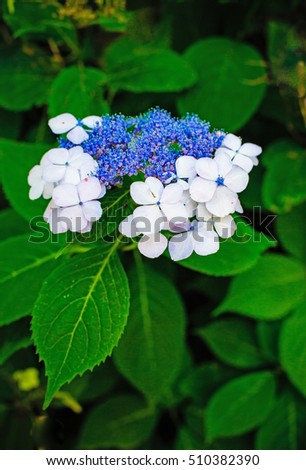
<box><xmin>189</xmin><ymin>152</ymin><xmax>249</xmax><ymax>217</ymax></box>
<box><xmin>197</xmin><ymin>204</ymin><xmax>237</xmax><ymax>239</ymax></box>
<box><xmin>130</xmin><ymin>177</ymin><xmax>188</xmax><ymax>233</ymax></box>
<box><xmin>52</xmin><ymin>177</ymin><xmax>105</xmax><ymax>232</ymax></box>
<box><xmin>217</xmin><ymin>133</ymin><xmax>262</xmax><ymax>173</ymax></box>
<box><xmin>28</xmin><ymin>153</ymin><xmax>54</xmax><ymax>200</ymax></box>
<box><xmin>43</xmin><ymin>146</ymin><xmax>97</xmax><ymax>185</ymax></box>
<box><xmin>48</xmin><ymin>113</ymin><xmax>102</xmax><ymax>144</ymax></box>
<box><xmin>168</xmin><ymin>220</ymin><xmax>220</xmax><ymax>261</ymax></box>
<box><xmin>175</xmin><ymin>155</ymin><xmax>197</xmax><ymax>180</ymax></box>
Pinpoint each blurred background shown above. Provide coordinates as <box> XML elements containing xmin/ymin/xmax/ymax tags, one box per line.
<box><xmin>0</xmin><ymin>0</ymin><xmax>306</xmax><ymax>450</ymax></box>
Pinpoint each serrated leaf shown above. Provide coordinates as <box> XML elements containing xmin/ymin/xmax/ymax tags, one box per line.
<box><xmin>177</xmin><ymin>38</ymin><xmax>267</xmax><ymax>131</ymax></box>
<box><xmin>176</xmin><ymin>219</ymin><xmax>274</xmax><ymax>277</ymax></box>
<box><xmin>0</xmin><ymin>318</ymin><xmax>32</xmax><ymax>366</ymax></box>
<box><xmin>0</xmin><ymin>235</ymin><xmax>62</xmax><ymax>327</ymax></box>
<box><xmin>198</xmin><ymin>318</ymin><xmax>268</xmax><ymax>369</ymax></box>
<box><xmin>262</xmin><ymin>140</ymin><xmax>306</xmax><ymax>214</ymax></box>
<box><xmin>256</xmin><ymin>390</ymin><xmax>306</xmax><ymax>450</ymax></box>
<box><xmin>0</xmin><ymin>138</ymin><xmax>51</xmax><ymax>221</ymax></box>
<box><xmin>280</xmin><ymin>300</ymin><xmax>306</xmax><ymax>397</ymax></box>
<box><xmin>205</xmin><ymin>371</ymin><xmax>276</xmax><ymax>441</ymax></box>
<box><xmin>0</xmin><ymin>48</ymin><xmax>54</xmax><ymax>111</ymax></box>
<box><xmin>276</xmin><ymin>202</ymin><xmax>306</xmax><ymax>263</ymax></box>
<box><xmin>48</xmin><ymin>66</ymin><xmax>109</xmax><ymax>118</ymax></box>
<box><xmin>114</xmin><ymin>254</ymin><xmax>186</xmax><ymax>402</ymax></box>
<box><xmin>78</xmin><ymin>395</ymin><xmax>157</xmax><ymax>449</ymax></box>
<box><xmin>32</xmin><ymin>242</ymin><xmax>130</xmax><ymax>408</ymax></box>
<box><xmin>105</xmin><ymin>37</ymin><xmax>197</xmax><ymax>93</ymax></box>
<box><xmin>215</xmin><ymin>255</ymin><xmax>306</xmax><ymax>320</ymax></box>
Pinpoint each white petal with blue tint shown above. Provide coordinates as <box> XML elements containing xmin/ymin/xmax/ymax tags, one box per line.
<box><xmin>67</xmin><ymin>126</ymin><xmax>89</xmax><ymax>144</ymax></box>
<box><xmin>130</xmin><ymin>181</ymin><xmax>158</xmax><ymax>205</ymax></box>
<box><xmin>196</xmin><ymin>158</ymin><xmax>218</xmax><ymax>180</ymax></box>
<box><xmin>82</xmin><ymin>115</ymin><xmax>102</xmax><ymax>128</ymax></box>
<box><xmin>78</xmin><ymin>177</ymin><xmax>103</xmax><ymax>202</ymax></box>
<box><xmin>160</xmin><ymin>182</ymin><xmax>183</xmax><ymax>204</ymax></box>
<box><xmin>190</xmin><ymin>177</ymin><xmax>216</xmax><ymax>203</ymax></box>
<box><xmin>224</xmin><ymin>166</ymin><xmax>249</xmax><ymax>193</ymax></box>
<box><xmin>175</xmin><ymin>156</ymin><xmax>197</xmax><ymax>179</ymax></box>
<box><xmin>138</xmin><ymin>233</ymin><xmax>168</xmax><ymax>259</ymax></box>
<box><xmin>206</xmin><ymin>186</ymin><xmax>238</xmax><ymax>217</ymax></box>
<box><xmin>53</xmin><ymin>183</ymin><xmax>79</xmax><ymax>207</ymax></box>
<box><xmin>169</xmin><ymin>231</ymin><xmax>194</xmax><ymax>261</ymax></box>
<box><xmin>48</xmin><ymin>113</ymin><xmax>78</xmax><ymax>134</ymax></box>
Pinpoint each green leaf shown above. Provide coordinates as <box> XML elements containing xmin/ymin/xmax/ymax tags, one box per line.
<box><xmin>78</xmin><ymin>395</ymin><xmax>157</xmax><ymax>449</ymax></box>
<box><xmin>0</xmin><ymin>48</ymin><xmax>54</xmax><ymax>111</ymax></box>
<box><xmin>0</xmin><ymin>138</ymin><xmax>51</xmax><ymax>221</ymax></box>
<box><xmin>197</xmin><ymin>318</ymin><xmax>268</xmax><ymax>369</ymax></box>
<box><xmin>114</xmin><ymin>253</ymin><xmax>186</xmax><ymax>402</ymax></box>
<box><xmin>0</xmin><ymin>209</ymin><xmax>29</xmax><ymax>241</ymax></box>
<box><xmin>176</xmin><ymin>219</ymin><xmax>274</xmax><ymax>277</ymax></box>
<box><xmin>262</xmin><ymin>140</ymin><xmax>306</xmax><ymax>214</ymax></box>
<box><xmin>280</xmin><ymin>300</ymin><xmax>306</xmax><ymax>397</ymax></box>
<box><xmin>177</xmin><ymin>38</ymin><xmax>267</xmax><ymax>131</ymax></box>
<box><xmin>0</xmin><ymin>318</ymin><xmax>32</xmax><ymax>366</ymax></box>
<box><xmin>0</xmin><ymin>234</ymin><xmax>62</xmax><ymax>327</ymax></box>
<box><xmin>256</xmin><ymin>320</ymin><xmax>281</xmax><ymax>363</ymax></box>
<box><xmin>0</xmin><ymin>108</ymin><xmax>21</xmax><ymax>140</ymax></box>
<box><xmin>179</xmin><ymin>362</ymin><xmax>240</xmax><ymax>407</ymax></box>
<box><xmin>215</xmin><ymin>255</ymin><xmax>306</xmax><ymax>320</ymax></box>
<box><xmin>48</xmin><ymin>66</ymin><xmax>109</xmax><ymax>118</ymax></box>
<box><xmin>205</xmin><ymin>371</ymin><xmax>276</xmax><ymax>441</ymax></box>
<box><xmin>105</xmin><ymin>37</ymin><xmax>197</xmax><ymax>93</ymax></box>
<box><xmin>256</xmin><ymin>390</ymin><xmax>306</xmax><ymax>450</ymax></box>
<box><xmin>276</xmin><ymin>202</ymin><xmax>306</xmax><ymax>263</ymax></box>
<box><xmin>175</xmin><ymin>427</ymin><xmax>203</xmax><ymax>450</ymax></box>
<box><xmin>32</xmin><ymin>242</ymin><xmax>130</xmax><ymax>408</ymax></box>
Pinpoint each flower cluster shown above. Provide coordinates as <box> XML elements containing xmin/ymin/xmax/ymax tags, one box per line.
<box><xmin>28</xmin><ymin>109</ymin><xmax>262</xmax><ymax>260</ymax></box>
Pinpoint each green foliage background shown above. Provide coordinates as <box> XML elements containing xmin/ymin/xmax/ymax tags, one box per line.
<box><xmin>0</xmin><ymin>0</ymin><xmax>306</xmax><ymax>450</ymax></box>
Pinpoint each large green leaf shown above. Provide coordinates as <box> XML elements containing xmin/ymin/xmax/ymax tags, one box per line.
<box><xmin>114</xmin><ymin>254</ymin><xmax>186</xmax><ymax>402</ymax></box>
<box><xmin>177</xmin><ymin>38</ymin><xmax>267</xmax><ymax>131</ymax></box>
<box><xmin>105</xmin><ymin>37</ymin><xmax>197</xmax><ymax>93</ymax></box>
<box><xmin>0</xmin><ymin>48</ymin><xmax>54</xmax><ymax>111</ymax></box>
<box><xmin>0</xmin><ymin>139</ymin><xmax>51</xmax><ymax>221</ymax></box>
<box><xmin>32</xmin><ymin>242</ymin><xmax>130</xmax><ymax>408</ymax></box>
<box><xmin>176</xmin><ymin>219</ymin><xmax>274</xmax><ymax>277</ymax></box>
<box><xmin>215</xmin><ymin>255</ymin><xmax>306</xmax><ymax>320</ymax></box>
<box><xmin>0</xmin><ymin>209</ymin><xmax>29</xmax><ymax>241</ymax></box>
<box><xmin>256</xmin><ymin>390</ymin><xmax>306</xmax><ymax>450</ymax></box>
<box><xmin>280</xmin><ymin>301</ymin><xmax>306</xmax><ymax>397</ymax></box>
<box><xmin>276</xmin><ymin>203</ymin><xmax>306</xmax><ymax>263</ymax></box>
<box><xmin>48</xmin><ymin>66</ymin><xmax>109</xmax><ymax>118</ymax></box>
<box><xmin>78</xmin><ymin>395</ymin><xmax>157</xmax><ymax>449</ymax></box>
<box><xmin>262</xmin><ymin>140</ymin><xmax>306</xmax><ymax>214</ymax></box>
<box><xmin>205</xmin><ymin>371</ymin><xmax>276</xmax><ymax>441</ymax></box>
<box><xmin>0</xmin><ymin>234</ymin><xmax>62</xmax><ymax>327</ymax></box>
<box><xmin>197</xmin><ymin>318</ymin><xmax>268</xmax><ymax>369</ymax></box>
<box><xmin>0</xmin><ymin>318</ymin><xmax>32</xmax><ymax>366</ymax></box>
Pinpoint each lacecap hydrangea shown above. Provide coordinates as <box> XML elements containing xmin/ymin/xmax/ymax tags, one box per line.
<box><xmin>28</xmin><ymin>108</ymin><xmax>262</xmax><ymax>261</ymax></box>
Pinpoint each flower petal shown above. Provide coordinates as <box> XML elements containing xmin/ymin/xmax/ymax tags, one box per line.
<box><xmin>196</xmin><ymin>203</ymin><xmax>212</xmax><ymax>221</ymax></box>
<box><xmin>161</xmin><ymin>202</ymin><xmax>188</xmax><ymax>224</ymax></box>
<box><xmin>28</xmin><ymin>165</ymin><xmax>42</xmax><ymax>185</ymax></box>
<box><xmin>206</xmin><ymin>186</ymin><xmax>238</xmax><ymax>217</ymax></box>
<box><xmin>138</xmin><ymin>233</ymin><xmax>168</xmax><ymax>259</ymax></box>
<box><xmin>81</xmin><ymin>115</ymin><xmax>102</xmax><ymax>128</ymax></box>
<box><xmin>240</xmin><ymin>143</ymin><xmax>262</xmax><ymax>158</ymax></box>
<box><xmin>224</xmin><ymin>167</ymin><xmax>249</xmax><ymax>193</ymax></box>
<box><xmin>145</xmin><ymin>177</ymin><xmax>164</xmax><ymax>200</ymax></box>
<box><xmin>175</xmin><ymin>156</ymin><xmax>197</xmax><ymax>179</ymax></box>
<box><xmin>42</xmin><ymin>182</ymin><xmax>54</xmax><ymax>199</ymax></box>
<box><xmin>214</xmin><ymin>151</ymin><xmax>233</xmax><ymax>177</ymax></box>
<box><xmin>29</xmin><ymin>180</ymin><xmax>44</xmax><ymax>200</ymax></box>
<box><xmin>60</xmin><ymin>205</ymin><xmax>88</xmax><ymax>232</ymax></box>
<box><xmin>193</xmin><ymin>230</ymin><xmax>220</xmax><ymax>256</ymax></box>
<box><xmin>43</xmin><ymin>164</ymin><xmax>66</xmax><ymax>183</ymax></box>
<box><xmin>53</xmin><ymin>183</ymin><xmax>79</xmax><ymax>207</ymax></box>
<box><xmin>67</xmin><ymin>126</ymin><xmax>89</xmax><ymax>145</ymax></box>
<box><xmin>222</xmin><ymin>133</ymin><xmax>241</xmax><ymax>151</ymax></box>
<box><xmin>44</xmin><ymin>148</ymin><xmax>68</xmax><ymax>165</ymax></box>
<box><xmin>169</xmin><ymin>231</ymin><xmax>194</xmax><ymax>261</ymax></box>
<box><xmin>196</xmin><ymin>158</ymin><xmax>218</xmax><ymax>180</ymax></box>
<box><xmin>160</xmin><ymin>183</ymin><xmax>183</xmax><ymax>204</ymax></box>
<box><xmin>133</xmin><ymin>205</ymin><xmax>164</xmax><ymax>234</ymax></box>
<box><xmin>235</xmin><ymin>198</ymin><xmax>244</xmax><ymax>214</ymax></box>
<box><xmin>67</xmin><ymin>146</ymin><xmax>84</xmax><ymax>162</ymax></box>
<box><xmin>232</xmin><ymin>153</ymin><xmax>254</xmax><ymax>173</ymax></box>
<box><xmin>61</xmin><ymin>166</ymin><xmax>81</xmax><ymax>185</ymax></box>
<box><xmin>48</xmin><ymin>113</ymin><xmax>78</xmax><ymax>134</ymax></box>
<box><xmin>82</xmin><ymin>200</ymin><xmax>102</xmax><ymax>222</ymax></box>
<box><xmin>119</xmin><ymin>215</ymin><xmax>140</xmax><ymax>238</ymax></box>
<box><xmin>130</xmin><ymin>181</ymin><xmax>158</xmax><ymax>205</ymax></box>
<box><xmin>189</xmin><ymin>177</ymin><xmax>216</xmax><ymax>203</ymax></box>
<box><xmin>79</xmin><ymin>160</ymin><xmax>98</xmax><ymax>179</ymax></box>
<box><xmin>77</xmin><ymin>177</ymin><xmax>102</xmax><ymax>202</ymax></box>
<box><xmin>214</xmin><ymin>215</ymin><xmax>236</xmax><ymax>238</ymax></box>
